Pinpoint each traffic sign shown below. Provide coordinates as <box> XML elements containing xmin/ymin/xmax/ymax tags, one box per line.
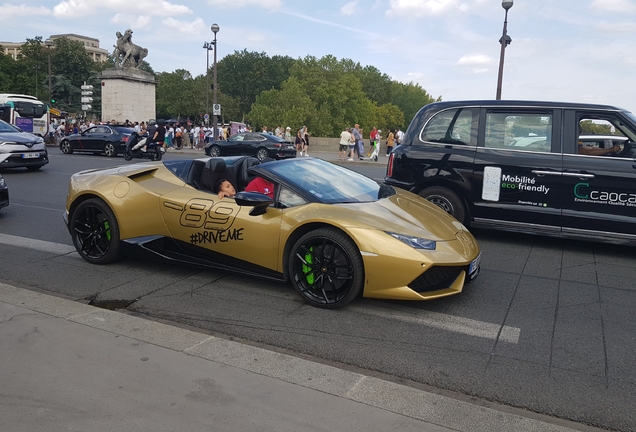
<box><xmin>82</xmin><ymin>104</ymin><xmax>92</xmax><ymax>111</ymax></box>
<box><xmin>204</xmin><ymin>113</ymin><xmax>209</xmax><ymax>121</ymax></box>
<box><xmin>81</xmin><ymin>97</ymin><xmax>93</xmax><ymax>103</ymax></box>
<box><xmin>213</xmin><ymin>104</ymin><xmax>221</xmax><ymax>116</ymax></box>
<box><xmin>80</xmin><ymin>84</ymin><xmax>93</xmax><ymax>90</ymax></box>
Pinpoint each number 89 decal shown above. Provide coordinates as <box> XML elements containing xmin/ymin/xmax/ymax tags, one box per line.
<box><xmin>178</xmin><ymin>198</ymin><xmax>239</xmax><ymax>231</ymax></box>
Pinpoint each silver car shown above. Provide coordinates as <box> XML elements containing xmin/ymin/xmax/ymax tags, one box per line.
<box><xmin>0</xmin><ymin>119</ymin><xmax>49</xmax><ymax>170</ymax></box>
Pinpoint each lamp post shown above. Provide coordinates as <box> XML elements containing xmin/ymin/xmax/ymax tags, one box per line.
<box><xmin>495</xmin><ymin>0</ymin><xmax>513</xmax><ymax>100</ymax></box>
<box><xmin>203</xmin><ymin>41</ymin><xmax>214</xmax><ymax>126</ymax></box>
<box><xmin>211</xmin><ymin>23</ymin><xmax>220</xmax><ymax>141</ymax></box>
<box><xmin>45</xmin><ymin>39</ymin><xmax>53</xmax><ymax>106</ymax></box>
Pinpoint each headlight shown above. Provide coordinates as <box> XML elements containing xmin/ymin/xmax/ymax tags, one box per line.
<box><xmin>387</xmin><ymin>232</ymin><xmax>436</xmax><ymax>250</ymax></box>
<box><xmin>0</xmin><ymin>177</ymin><xmax>5</xmax><ymax>188</ymax></box>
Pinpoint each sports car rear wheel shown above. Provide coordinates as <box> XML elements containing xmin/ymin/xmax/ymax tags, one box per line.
<box><xmin>60</xmin><ymin>140</ymin><xmax>73</xmax><ymax>154</ymax></box>
<box><xmin>256</xmin><ymin>148</ymin><xmax>269</xmax><ymax>161</ymax></box>
<box><xmin>104</xmin><ymin>143</ymin><xmax>117</xmax><ymax>157</ymax></box>
<box><xmin>289</xmin><ymin>227</ymin><xmax>363</xmax><ymax>309</ymax></box>
<box><xmin>70</xmin><ymin>198</ymin><xmax>121</xmax><ymax>264</ymax></box>
<box><xmin>209</xmin><ymin>145</ymin><xmax>220</xmax><ymax>157</ymax></box>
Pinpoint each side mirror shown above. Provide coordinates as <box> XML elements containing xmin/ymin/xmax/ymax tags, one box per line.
<box><xmin>235</xmin><ymin>191</ymin><xmax>273</xmax><ymax>216</ymax></box>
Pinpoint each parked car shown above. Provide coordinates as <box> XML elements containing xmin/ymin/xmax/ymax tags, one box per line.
<box><xmin>385</xmin><ymin>100</ymin><xmax>636</xmax><ymax>245</ymax></box>
<box><xmin>59</xmin><ymin>125</ymin><xmax>136</xmax><ymax>157</ymax></box>
<box><xmin>0</xmin><ymin>155</ymin><xmax>9</xmax><ymax>208</ymax></box>
<box><xmin>64</xmin><ymin>156</ymin><xmax>480</xmax><ymax>309</ymax></box>
<box><xmin>205</xmin><ymin>132</ymin><xmax>296</xmax><ymax>161</ymax></box>
<box><xmin>0</xmin><ymin>119</ymin><xmax>48</xmax><ymax>170</ymax></box>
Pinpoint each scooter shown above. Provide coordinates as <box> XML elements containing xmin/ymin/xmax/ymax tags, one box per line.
<box><xmin>123</xmin><ymin>132</ymin><xmax>165</xmax><ymax>161</ymax></box>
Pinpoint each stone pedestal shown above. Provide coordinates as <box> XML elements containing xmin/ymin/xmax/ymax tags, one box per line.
<box><xmin>100</xmin><ymin>68</ymin><xmax>156</xmax><ymax>124</ymax></box>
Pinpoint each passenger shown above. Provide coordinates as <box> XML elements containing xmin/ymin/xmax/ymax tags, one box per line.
<box><xmin>214</xmin><ymin>178</ymin><xmax>236</xmax><ymax>199</ymax></box>
<box><xmin>245</xmin><ymin>177</ymin><xmax>275</xmax><ymax>199</ymax></box>
<box><xmin>578</xmin><ymin>142</ymin><xmax>621</xmax><ymax>156</ymax></box>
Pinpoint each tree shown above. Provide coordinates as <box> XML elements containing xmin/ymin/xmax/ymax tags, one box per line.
<box><xmin>246</xmin><ymin>77</ymin><xmax>317</xmax><ymax>131</ymax></box>
<box><xmin>390</xmin><ymin>81</ymin><xmax>439</xmax><ymax>128</ymax></box>
<box><xmin>217</xmin><ymin>50</ymin><xmax>296</xmax><ymax>119</ymax></box>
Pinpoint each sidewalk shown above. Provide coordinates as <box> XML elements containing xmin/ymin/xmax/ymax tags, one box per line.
<box><xmin>0</xmin><ymin>284</ymin><xmax>592</xmax><ymax>432</ymax></box>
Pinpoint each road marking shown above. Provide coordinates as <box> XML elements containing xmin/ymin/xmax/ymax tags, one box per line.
<box><xmin>351</xmin><ymin>304</ymin><xmax>521</xmax><ymax>344</ymax></box>
<box><xmin>0</xmin><ymin>234</ymin><xmax>521</xmax><ymax>344</ymax></box>
<box><xmin>0</xmin><ymin>233</ymin><xmax>76</xmax><ymax>255</ymax></box>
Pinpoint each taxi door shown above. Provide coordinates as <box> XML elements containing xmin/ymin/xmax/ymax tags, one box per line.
<box><xmin>158</xmin><ymin>186</ymin><xmax>283</xmax><ymax>271</ymax></box>
<box><xmin>471</xmin><ymin>108</ymin><xmax>563</xmax><ymax>230</ymax></box>
<box><xmin>561</xmin><ymin>110</ymin><xmax>636</xmax><ymax>236</ymax></box>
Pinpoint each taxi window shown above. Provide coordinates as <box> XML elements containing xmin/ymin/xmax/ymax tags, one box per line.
<box><xmin>421</xmin><ymin>108</ymin><xmax>478</xmax><ymax>146</ymax></box>
<box><xmin>485</xmin><ymin>111</ymin><xmax>552</xmax><ymax>153</ymax></box>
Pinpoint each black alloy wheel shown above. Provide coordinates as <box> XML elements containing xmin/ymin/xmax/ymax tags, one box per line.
<box><xmin>60</xmin><ymin>140</ymin><xmax>73</xmax><ymax>154</ymax></box>
<box><xmin>256</xmin><ymin>148</ymin><xmax>269</xmax><ymax>161</ymax></box>
<box><xmin>70</xmin><ymin>198</ymin><xmax>121</xmax><ymax>264</ymax></box>
<box><xmin>289</xmin><ymin>227</ymin><xmax>364</xmax><ymax>309</ymax></box>
<box><xmin>209</xmin><ymin>145</ymin><xmax>221</xmax><ymax>157</ymax></box>
<box><xmin>104</xmin><ymin>143</ymin><xmax>117</xmax><ymax>157</ymax></box>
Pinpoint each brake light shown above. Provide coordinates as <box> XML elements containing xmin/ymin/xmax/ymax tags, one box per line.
<box><xmin>274</xmin><ymin>143</ymin><xmax>284</xmax><ymax>147</ymax></box>
<box><xmin>122</xmin><ymin>136</ymin><xmax>129</xmax><ymax>142</ymax></box>
<box><xmin>387</xmin><ymin>153</ymin><xmax>394</xmax><ymax>177</ymax></box>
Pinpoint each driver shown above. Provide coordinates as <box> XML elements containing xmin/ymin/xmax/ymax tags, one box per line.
<box><xmin>245</xmin><ymin>177</ymin><xmax>275</xmax><ymax>199</ymax></box>
<box><xmin>578</xmin><ymin>142</ymin><xmax>621</xmax><ymax>156</ymax></box>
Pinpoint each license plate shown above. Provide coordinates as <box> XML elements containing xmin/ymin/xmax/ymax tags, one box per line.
<box><xmin>287</xmin><ymin>145</ymin><xmax>295</xmax><ymax>150</ymax></box>
<box><xmin>468</xmin><ymin>252</ymin><xmax>481</xmax><ymax>277</ymax></box>
<box><xmin>22</xmin><ymin>153</ymin><xmax>39</xmax><ymax>159</ymax></box>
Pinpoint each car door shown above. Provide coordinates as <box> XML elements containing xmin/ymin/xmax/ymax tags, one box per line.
<box><xmin>471</xmin><ymin>107</ymin><xmax>563</xmax><ymax>231</ymax></box>
<box><xmin>561</xmin><ymin>110</ymin><xmax>636</xmax><ymax>237</ymax></box>
<box><xmin>243</xmin><ymin>133</ymin><xmax>265</xmax><ymax>156</ymax></box>
<box><xmin>158</xmin><ymin>186</ymin><xmax>284</xmax><ymax>271</ymax></box>
<box><xmin>222</xmin><ymin>134</ymin><xmax>245</xmax><ymax>156</ymax></box>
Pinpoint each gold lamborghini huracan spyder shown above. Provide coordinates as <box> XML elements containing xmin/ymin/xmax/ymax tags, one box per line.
<box><xmin>64</xmin><ymin>156</ymin><xmax>481</xmax><ymax>309</ymax></box>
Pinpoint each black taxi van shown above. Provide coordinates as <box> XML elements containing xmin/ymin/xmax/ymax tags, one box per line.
<box><xmin>384</xmin><ymin>100</ymin><xmax>636</xmax><ymax>244</ymax></box>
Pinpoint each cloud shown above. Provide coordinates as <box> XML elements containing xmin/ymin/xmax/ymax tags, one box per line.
<box><xmin>205</xmin><ymin>0</ymin><xmax>281</xmax><ymax>9</ymax></box>
<box><xmin>111</xmin><ymin>14</ymin><xmax>152</xmax><ymax>29</ymax></box>
<box><xmin>52</xmin><ymin>0</ymin><xmax>192</xmax><ymax>19</ymax></box>
<box><xmin>161</xmin><ymin>17</ymin><xmax>208</xmax><ymax>36</ymax></box>
<box><xmin>387</xmin><ymin>0</ymin><xmax>462</xmax><ymax>18</ymax></box>
<box><xmin>0</xmin><ymin>3</ymin><xmax>51</xmax><ymax>18</ymax></box>
<box><xmin>457</xmin><ymin>53</ymin><xmax>492</xmax><ymax>66</ymax></box>
<box><xmin>341</xmin><ymin>1</ymin><xmax>358</xmax><ymax>16</ymax></box>
<box><xmin>596</xmin><ymin>20</ymin><xmax>636</xmax><ymax>32</ymax></box>
<box><xmin>590</xmin><ymin>0</ymin><xmax>636</xmax><ymax>13</ymax></box>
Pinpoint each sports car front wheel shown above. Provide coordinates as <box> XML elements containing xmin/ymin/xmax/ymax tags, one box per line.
<box><xmin>289</xmin><ymin>227</ymin><xmax>364</xmax><ymax>309</ymax></box>
<box><xmin>70</xmin><ymin>198</ymin><xmax>121</xmax><ymax>264</ymax></box>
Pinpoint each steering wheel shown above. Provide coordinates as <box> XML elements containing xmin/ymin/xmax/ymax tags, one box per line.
<box><xmin>617</xmin><ymin>141</ymin><xmax>633</xmax><ymax>157</ymax></box>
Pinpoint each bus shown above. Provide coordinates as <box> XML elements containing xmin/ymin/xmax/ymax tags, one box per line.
<box><xmin>0</xmin><ymin>94</ymin><xmax>49</xmax><ymax>137</ymax></box>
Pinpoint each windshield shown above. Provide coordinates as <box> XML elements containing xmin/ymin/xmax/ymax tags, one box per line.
<box><xmin>0</xmin><ymin>119</ymin><xmax>20</xmax><ymax>133</ymax></box>
<box><xmin>13</xmin><ymin>101</ymin><xmax>47</xmax><ymax>118</ymax></box>
<box><xmin>267</xmin><ymin>158</ymin><xmax>393</xmax><ymax>204</ymax></box>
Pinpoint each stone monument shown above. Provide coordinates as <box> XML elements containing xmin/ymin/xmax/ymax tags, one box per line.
<box><xmin>100</xmin><ymin>29</ymin><xmax>155</xmax><ymax>123</ymax></box>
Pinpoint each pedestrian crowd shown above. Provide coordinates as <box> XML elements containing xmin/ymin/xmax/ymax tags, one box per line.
<box><xmin>339</xmin><ymin>125</ymin><xmax>404</xmax><ymax>162</ymax></box>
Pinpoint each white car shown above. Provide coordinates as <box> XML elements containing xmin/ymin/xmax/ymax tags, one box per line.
<box><xmin>0</xmin><ymin>119</ymin><xmax>49</xmax><ymax>170</ymax></box>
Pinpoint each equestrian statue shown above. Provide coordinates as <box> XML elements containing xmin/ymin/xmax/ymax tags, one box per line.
<box><xmin>113</xmin><ymin>29</ymin><xmax>148</xmax><ymax>68</ymax></box>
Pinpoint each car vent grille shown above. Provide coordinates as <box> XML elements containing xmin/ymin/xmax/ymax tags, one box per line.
<box><xmin>408</xmin><ymin>266</ymin><xmax>463</xmax><ymax>293</ymax></box>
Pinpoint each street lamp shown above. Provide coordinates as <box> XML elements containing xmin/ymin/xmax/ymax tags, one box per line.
<box><xmin>45</xmin><ymin>39</ymin><xmax>53</xmax><ymax>106</ymax></box>
<box><xmin>211</xmin><ymin>23</ymin><xmax>220</xmax><ymax>141</ymax></box>
<box><xmin>495</xmin><ymin>0</ymin><xmax>513</xmax><ymax>100</ymax></box>
<box><xmin>203</xmin><ymin>41</ymin><xmax>214</xmax><ymax>126</ymax></box>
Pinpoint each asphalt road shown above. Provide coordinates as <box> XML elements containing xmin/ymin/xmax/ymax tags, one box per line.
<box><xmin>0</xmin><ymin>148</ymin><xmax>634</xmax><ymax>432</ymax></box>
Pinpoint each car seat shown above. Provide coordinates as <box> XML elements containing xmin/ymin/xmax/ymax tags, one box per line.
<box><xmin>199</xmin><ymin>158</ymin><xmax>237</xmax><ymax>194</ymax></box>
<box><xmin>237</xmin><ymin>157</ymin><xmax>261</xmax><ymax>191</ymax></box>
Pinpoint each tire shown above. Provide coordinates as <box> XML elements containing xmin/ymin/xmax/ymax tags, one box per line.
<box><xmin>289</xmin><ymin>227</ymin><xmax>364</xmax><ymax>309</ymax></box>
<box><xmin>104</xmin><ymin>143</ymin><xmax>117</xmax><ymax>157</ymax></box>
<box><xmin>70</xmin><ymin>198</ymin><xmax>121</xmax><ymax>264</ymax></box>
<box><xmin>153</xmin><ymin>147</ymin><xmax>163</xmax><ymax>161</ymax></box>
<box><xmin>209</xmin><ymin>145</ymin><xmax>220</xmax><ymax>157</ymax></box>
<box><xmin>256</xmin><ymin>148</ymin><xmax>269</xmax><ymax>161</ymax></box>
<box><xmin>60</xmin><ymin>140</ymin><xmax>73</xmax><ymax>154</ymax></box>
<box><xmin>123</xmin><ymin>148</ymin><xmax>133</xmax><ymax>161</ymax></box>
<box><xmin>419</xmin><ymin>186</ymin><xmax>467</xmax><ymax>225</ymax></box>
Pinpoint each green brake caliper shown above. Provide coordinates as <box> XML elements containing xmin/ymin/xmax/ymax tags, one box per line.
<box><xmin>104</xmin><ymin>221</ymin><xmax>111</xmax><ymax>241</ymax></box>
<box><xmin>302</xmin><ymin>247</ymin><xmax>315</xmax><ymax>285</ymax></box>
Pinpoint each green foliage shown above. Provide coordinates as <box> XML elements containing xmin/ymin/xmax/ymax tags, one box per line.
<box><xmin>580</xmin><ymin>120</ymin><xmax>614</xmax><ymax>135</ymax></box>
<box><xmin>217</xmin><ymin>49</ymin><xmax>296</xmax><ymax>119</ymax></box>
<box><xmin>390</xmin><ymin>81</ymin><xmax>438</xmax><ymax>128</ymax></box>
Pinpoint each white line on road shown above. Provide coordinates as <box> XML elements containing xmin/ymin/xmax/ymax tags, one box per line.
<box><xmin>351</xmin><ymin>304</ymin><xmax>521</xmax><ymax>344</ymax></box>
<box><xmin>0</xmin><ymin>233</ymin><xmax>76</xmax><ymax>255</ymax></box>
<box><xmin>0</xmin><ymin>233</ymin><xmax>521</xmax><ymax>343</ymax></box>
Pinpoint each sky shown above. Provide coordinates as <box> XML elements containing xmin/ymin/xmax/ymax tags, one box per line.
<box><xmin>2</xmin><ymin>0</ymin><xmax>636</xmax><ymax>112</ymax></box>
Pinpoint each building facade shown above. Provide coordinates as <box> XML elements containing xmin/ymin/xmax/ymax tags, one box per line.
<box><xmin>0</xmin><ymin>33</ymin><xmax>109</xmax><ymax>62</ymax></box>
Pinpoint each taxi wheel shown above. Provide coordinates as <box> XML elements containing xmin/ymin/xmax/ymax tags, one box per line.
<box><xmin>104</xmin><ymin>143</ymin><xmax>117</xmax><ymax>157</ymax></box>
<box><xmin>289</xmin><ymin>227</ymin><xmax>364</xmax><ymax>309</ymax></box>
<box><xmin>419</xmin><ymin>186</ymin><xmax>467</xmax><ymax>225</ymax></box>
<box><xmin>60</xmin><ymin>140</ymin><xmax>73</xmax><ymax>154</ymax></box>
<box><xmin>70</xmin><ymin>198</ymin><xmax>121</xmax><ymax>264</ymax></box>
